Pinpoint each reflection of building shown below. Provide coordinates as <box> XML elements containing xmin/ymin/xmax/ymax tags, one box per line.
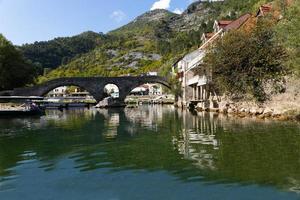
<box><xmin>104</xmin><ymin>113</ymin><xmax>120</xmax><ymax>139</ymax></box>
<box><xmin>96</xmin><ymin>109</ymin><xmax>120</xmax><ymax>139</ymax></box>
<box><xmin>174</xmin><ymin>111</ymin><xmax>219</xmax><ymax>170</ymax></box>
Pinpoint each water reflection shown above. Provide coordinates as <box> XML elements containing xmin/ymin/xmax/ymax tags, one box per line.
<box><xmin>174</xmin><ymin>111</ymin><xmax>219</xmax><ymax>172</ymax></box>
<box><xmin>175</xmin><ymin>110</ymin><xmax>300</xmax><ymax>193</ymax></box>
<box><xmin>0</xmin><ymin>106</ymin><xmax>300</xmax><ymax>199</ymax></box>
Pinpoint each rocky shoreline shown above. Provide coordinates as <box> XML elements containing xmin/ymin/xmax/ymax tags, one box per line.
<box><xmin>183</xmin><ymin>77</ymin><xmax>300</xmax><ymax>122</ymax></box>
<box><xmin>194</xmin><ymin>104</ymin><xmax>300</xmax><ymax>122</ymax></box>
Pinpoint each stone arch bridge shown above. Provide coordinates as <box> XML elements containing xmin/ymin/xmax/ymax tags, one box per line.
<box><xmin>0</xmin><ymin>76</ymin><xmax>170</xmax><ymax>102</ymax></box>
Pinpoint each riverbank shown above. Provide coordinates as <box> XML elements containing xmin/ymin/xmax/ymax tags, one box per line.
<box><xmin>125</xmin><ymin>95</ymin><xmax>175</xmax><ymax>105</ymax></box>
<box><xmin>0</xmin><ymin>103</ymin><xmax>26</xmax><ymax>111</ymax></box>
<box><xmin>185</xmin><ymin>77</ymin><xmax>300</xmax><ymax>122</ymax></box>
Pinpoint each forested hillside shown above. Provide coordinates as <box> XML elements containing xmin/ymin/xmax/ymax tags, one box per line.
<box><xmin>19</xmin><ymin>31</ymin><xmax>106</xmax><ymax>69</ymax></box>
<box><xmin>2</xmin><ymin>0</ymin><xmax>290</xmax><ymax>87</ymax></box>
<box><xmin>0</xmin><ymin>34</ymin><xmax>38</xmax><ymax>90</ymax></box>
<box><xmin>36</xmin><ymin>0</ymin><xmax>270</xmax><ymax>82</ymax></box>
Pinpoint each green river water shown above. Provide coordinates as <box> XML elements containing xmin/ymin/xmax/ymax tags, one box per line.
<box><xmin>0</xmin><ymin>105</ymin><xmax>300</xmax><ymax>200</ymax></box>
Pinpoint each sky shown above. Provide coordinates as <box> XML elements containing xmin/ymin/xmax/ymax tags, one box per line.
<box><xmin>0</xmin><ymin>0</ymin><xmax>197</xmax><ymax>45</ymax></box>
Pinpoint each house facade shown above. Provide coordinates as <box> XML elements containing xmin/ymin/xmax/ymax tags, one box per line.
<box><xmin>173</xmin><ymin>13</ymin><xmax>252</xmax><ymax>109</ymax></box>
<box><xmin>47</xmin><ymin>86</ymin><xmax>67</xmax><ymax>97</ymax></box>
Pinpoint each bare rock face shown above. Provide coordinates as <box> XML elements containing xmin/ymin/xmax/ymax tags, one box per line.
<box><xmin>116</xmin><ymin>52</ymin><xmax>162</xmax><ymax>69</ymax></box>
<box><xmin>113</xmin><ymin>1</ymin><xmax>214</xmax><ymax>38</ymax></box>
<box><xmin>122</xmin><ymin>52</ymin><xmax>161</xmax><ymax>61</ymax></box>
<box><xmin>106</xmin><ymin>49</ymin><xmax>119</xmax><ymax>57</ymax></box>
<box><xmin>169</xmin><ymin>1</ymin><xmax>211</xmax><ymax>32</ymax></box>
<box><xmin>134</xmin><ymin>9</ymin><xmax>176</xmax><ymax>23</ymax></box>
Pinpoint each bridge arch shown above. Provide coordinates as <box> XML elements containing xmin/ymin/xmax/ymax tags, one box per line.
<box><xmin>41</xmin><ymin>83</ymin><xmax>93</xmax><ymax>98</ymax></box>
<box><xmin>3</xmin><ymin>76</ymin><xmax>171</xmax><ymax>103</ymax></box>
<box><xmin>117</xmin><ymin>77</ymin><xmax>171</xmax><ymax>101</ymax></box>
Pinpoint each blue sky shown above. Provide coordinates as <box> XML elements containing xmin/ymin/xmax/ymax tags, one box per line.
<box><xmin>0</xmin><ymin>0</ymin><xmax>196</xmax><ymax>45</ymax></box>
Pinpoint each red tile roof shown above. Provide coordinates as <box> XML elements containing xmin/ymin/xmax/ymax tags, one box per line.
<box><xmin>224</xmin><ymin>13</ymin><xmax>252</xmax><ymax>31</ymax></box>
<box><xmin>218</xmin><ymin>20</ymin><xmax>233</xmax><ymax>29</ymax></box>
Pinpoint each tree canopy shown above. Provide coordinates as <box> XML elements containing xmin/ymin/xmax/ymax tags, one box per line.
<box><xmin>0</xmin><ymin>34</ymin><xmax>38</xmax><ymax>90</ymax></box>
<box><xmin>20</xmin><ymin>31</ymin><xmax>105</xmax><ymax>70</ymax></box>
<box><xmin>202</xmin><ymin>22</ymin><xmax>287</xmax><ymax>101</ymax></box>
<box><xmin>275</xmin><ymin>0</ymin><xmax>300</xmax><ymax>75</ymax></box>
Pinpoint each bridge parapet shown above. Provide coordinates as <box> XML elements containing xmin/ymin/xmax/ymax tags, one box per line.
<box><xmin>1</xmin><ymin>76</ymin><xmax>170</xmax><ymax>102</ymax></box>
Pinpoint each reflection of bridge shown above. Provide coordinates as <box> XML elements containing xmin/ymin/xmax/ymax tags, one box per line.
<box><xmin>0</xmin><ymin>76</ymin><xmax>170</xmax><ymax>102</ymax></box>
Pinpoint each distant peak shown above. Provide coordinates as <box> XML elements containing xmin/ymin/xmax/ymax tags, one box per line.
<box><xmin>134</xmin><ymin>9</ymin><xmax>175</xmax><ymax>22</ymax></box>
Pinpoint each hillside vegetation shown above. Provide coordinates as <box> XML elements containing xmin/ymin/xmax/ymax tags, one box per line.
<box><xmin>0</xmin><ymin>34</ymin><xmax>38</xmax><ymax>90</ymax></box>
<box><xmin>2</xmin><ymin>0</ymin><xmax>295</xmax><ymax>88</ymax></box>
<box><xmin>275</xmin><ymin>0</ymin><xmax>300</xmax><ymax>75</ymax></box>
<box><xmin>19</xmin><ymin>31</ymin><xmax>105</xmax><ymax>69</ymax></box>
<box><xmin>34</xmin><ymin>0</ymin><xmax>270</xmax><ymax>83</ymax></box>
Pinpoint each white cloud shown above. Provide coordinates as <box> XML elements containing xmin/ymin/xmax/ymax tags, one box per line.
<box><xmin>110</xmin><ymin>10</ymin><xmax>126</xmax><ymax>23</ymax></box>
<box><xmin>173</xmin><ymin>8</ymin><xmax>183</xmax><ymax>14</ymax></box>
<box><xmin>150</xmin><ymin>0</ymin><xmax>171</xmax><ymax>11</ymax></box>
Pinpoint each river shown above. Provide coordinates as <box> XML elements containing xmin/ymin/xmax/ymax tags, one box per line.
<box><xmin>0</xmin><ymin>105</ymin><xmax>300</xmax><ymax>200</ymax></box>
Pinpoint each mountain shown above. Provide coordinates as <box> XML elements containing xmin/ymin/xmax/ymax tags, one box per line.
<box><xmin>20</xmin><ymin>0</ymin><xmax>269</xmax><ymax>82</ymax></box>
<box><xmin>19</xmin><ymin>31</ymin><xmax>106</xmax><ymax>69</ymax></box>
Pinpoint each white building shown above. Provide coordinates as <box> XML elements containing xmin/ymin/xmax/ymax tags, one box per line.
<box><xmin>47</xmin><ymin>86</ymin><xmax>67</xmax><ymax>97</ymax></box>
<box><xmin>173</xmin><ymin>13</ymin><xmax>252</xmax><ymax>108</ymax></box>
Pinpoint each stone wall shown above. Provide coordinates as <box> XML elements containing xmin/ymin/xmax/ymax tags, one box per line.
<box><xmin>191</xmin><ymin>77</ymin><xmax>300</xmax><ymax>121</ymax></box>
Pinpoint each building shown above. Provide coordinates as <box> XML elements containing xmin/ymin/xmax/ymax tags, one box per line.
<box><xmin>173</xmin><ymin>13</ymin><xmax>252</xmax><ymax>108</ymax></box>
<box><xmin>129</xmin><ymin>83</ymin><xmax>163</xmax><ymax>96</ymax></box>
<box><xmin>173</xmin><ymin>1</ymin><xmax>281</xmax><ymax>109</ymax></box>
<box><xmin>47</xmin><ymin>86</ymin><xmax>67</xmax><ymax>97</ymax></box>
<box><xmin>147</xmin><ymin>84</ymin><xmax>163</xmax><ymax>95</ymax></box>
<box><xmin>130</xmin><ymin>85</ymin><xmax>149</xmax><ymax>96</ymax></box>
<box><xmin>201</xmin><ymin>32</ymin><xmax>215</xmax><ymax>44</ymax></box>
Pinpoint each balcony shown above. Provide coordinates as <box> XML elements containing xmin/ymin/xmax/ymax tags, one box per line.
<box><xmin>187</xmin><ymin>75</ymin><xmax>208</xmax><ymax>86</ymax></box>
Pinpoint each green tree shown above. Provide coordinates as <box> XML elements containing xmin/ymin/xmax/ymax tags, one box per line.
<box><xmin>202</xmin><ymin>23</ymin><xmax>287</xmax><ymax>101</ymax></box>
<box><xmin>275</xmin><ymin>0</ymin><xmax>300</xmax><ymax>75</ymax></box>
<box><xmin>0</xmin><ymin>34</ymin><xmax>38</xmax><ymax>90</ymax></box>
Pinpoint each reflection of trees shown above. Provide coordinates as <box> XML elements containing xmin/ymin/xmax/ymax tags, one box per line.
<box><xmin>0</xmin><ymin>107</ymin><xmax>300</xmax><ymax>193</ymax></box>
<box><xmin>0</xmin><ymin>109</ymin><xmax>97</xmax><ymax>177</ymax></box>
<box><xmin>174</xmin><ymin>111</ymin><xmax>300</xmax><ymax>193</ymax></box>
